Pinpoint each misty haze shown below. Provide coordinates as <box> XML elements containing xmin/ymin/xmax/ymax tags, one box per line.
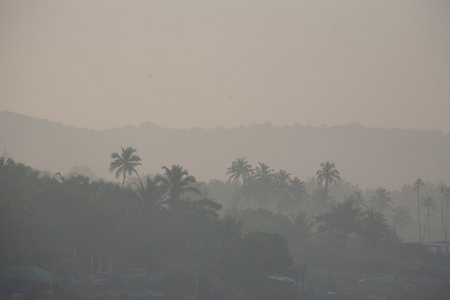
<box><xmin>1</xmin><ymin>1</ymin><xmax>450</xmax><ymax>300</ymax></box>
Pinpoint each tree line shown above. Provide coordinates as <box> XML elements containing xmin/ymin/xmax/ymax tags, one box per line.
<box><xmin>224</xmin><ymin>156</ymin><xmax>450</xmax><ymax>244</ymax></box>
<box><xmin>0</xmin><ymin>152</ymin><xmax>294</xmax><ymax>299</ymax></box>
<box><xmin>1</xmin><ymin>146</ymin><xmax>449</xmax><ymax>299</ymax></box>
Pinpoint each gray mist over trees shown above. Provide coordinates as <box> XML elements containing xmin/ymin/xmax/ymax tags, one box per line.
<box><xmin>1</xmin><ymin>112</ymin><xmax>449</xmax><ymax>191</ymax></box>
<box><xmin>2</xmin><ymin>112</ymin><xmax>450</xmax><ymax>245</ymax></box>
<box><xmin>2</xmin><ymin>140</ymin><xmax>450</xmax><ymax>299</ymax></box>
<box><xmin>1</xmin><ymin>1</ymin><xmax>450</xmax><ymax>298</ymax></box>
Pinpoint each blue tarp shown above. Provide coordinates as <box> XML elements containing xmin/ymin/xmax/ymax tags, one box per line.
<box><xmin>0</xmin><ymin>266</ymin><xmax>64</xmax><ymax>282</ymax></box>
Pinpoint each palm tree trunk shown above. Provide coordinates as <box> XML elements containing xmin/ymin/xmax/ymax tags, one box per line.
<box><xmin>445</xmin><ymin>199</ymin><xmax>448</xmax><ymax>241</ymax></box>
<box><xmin>320</xmin><ymin>193</ymin><xmax>325</xmax><ymax>216</ymax></box>
<box><xmin>421</xmin><ymin>214</ymin><xmax>427</xmax><ymax>243</ymax></box>
<box><xmin>422</xmin><ymin>208</ymin><xmax>429</xmax><ymax>243</ymax></box>
<box><xmin>441</xmin><ymin>193</ymin><xmax>446</xmax><ymax>241</ymax></box>
<box><xmin>417</xmin><ymin>190</ymin><xmax>422</xmax><ymax>242</ymax></box>
<box><xmin>446</xmin><ymin>197</ymin><xmax>449</xmax><ymax>241</ymax></box>
<box><xmin>134</xmin><ymin>170</ymin><xmax>142</xmax><ymax>188</ymax></box>
<box><xmin>428</xmin><ymin>217</ymin><xmax>431</xmax><ymax>242</ymax></box>
<box><xmin>232</xmin><ymin>181</ymin><xmax>238</xmax><ymax>209</ymax></box>
<box><xmin>320</xmin><ymin>182</ymin><xmax>328</xmax><ymax>216</ymax></box>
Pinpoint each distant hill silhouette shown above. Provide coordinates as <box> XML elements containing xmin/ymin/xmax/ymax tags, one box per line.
<box><xmin>1</xmin><ymin>111</ymin><xmax>449</xmax><ymax>190</ymax></box>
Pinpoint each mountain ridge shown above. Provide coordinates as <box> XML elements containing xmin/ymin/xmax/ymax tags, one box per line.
<box><xmin>1</xmin><ymin>111</ymin><xmax>449</xmax><ymax>190</ymax></box>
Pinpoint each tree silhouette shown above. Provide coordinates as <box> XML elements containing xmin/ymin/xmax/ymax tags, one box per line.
<box><xmin>274</xmin><ymin>169</ymin><xmax>292</xmax><ymax>214</ymax></box>
<box><xmin>289</xmin><ymin>177</ymin><xmax>309</xmax><ymax>214</ymax></box>
<box><xmin>316</xmin><ymin>162</ymin><xmax>341</xmax><ymax>215</ymax></box>
<box><xmin>312</xmin><ymin>187</ymin><xmax>334</xmax><ymax>216</ymax></box>
<box><xmin>226</xmin><ymin>157</ymin><xmax>252</xmax><ymax>208</ymax></box>
<box><xmin>109</xmin><ymin>146</ymin><xmax>142</xmax><ymax>188</ymax></box>
<box><xmin>413</xmin><ymin>178</ymin><xmax>425</xmax><ymax>242</ymax></box>
<box><xmin>437</xmin><ymin>184</ymin><xmax>448</xmax><ymax>241</ymax></box>
<box><xmin>0</xmin><ymin>157</ymin><xmax>38</xmax><ymax>264</ymax></box>
<box><xmin>420</xmin><ymin>196</ymin><xmax>437</xmax><ymax>242</ymax></box>
<box><xmin>293</xmin><ymin>212</ymin><xmax>315</xmax><ymax>242</ymax></box>
<box><xmin>369</xmin><ymin>187</ymin><xmax>393</xmax><ymax>214</ymax></box>
<box><xmin>0</xmin><ymin>156</ymin><xmax>15</xmax><ymax>176</ymax></box>
<box><xmin>253</xmin><ymin>162</ymin><xmax>274</xmax><ymax>209</ymax></box>
<box><xmin>345</xmin><ymin>190</ymin><xmax>366</xmax><ymax>208</ymax></box>
<box><xmin>316</xmin><ymin>199</ymin><xmax>362</xmax><ymax>248</ymax></box>
<box><xmin>0</xmin><ymin>157</ymin><xmax>39</xmax><ymax>191</ymax></box>
<box><xmin>136</xmin><ymin>175</ymin><xmax>165</xmax><ymax>210</ymax></box>
<box><xmin>156</xmin><ymin>165</ymin><xmax>201</xmax><ymax>209</ymax></box>
<box><xmin>240</xmin><ymin>175</ymin><xmax>258</xmax><ymax>209</ymax></box>
<box><xmin>447</xmin><ymin>188</ymin><xmax>450</xmax><ymax>240</ymax></box>
<box><xmin>359</xmin><ymin>210</ymin><xmax>398</xmax><ymax>247</ymax></box>
<box><xmin>391</xmin><ymin>206</ymin><xmax>412</xmax><ymax>237</ymax></box>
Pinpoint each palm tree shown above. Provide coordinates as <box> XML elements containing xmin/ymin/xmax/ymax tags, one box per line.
<box><xmin>253</xmin><ymin>162</ymin><xmax>274</xmax><ymax>209</ymax></box>
<box><xmin>156</xmin><ymin>165</ymin><xmax>201</xmax><ymax>209</ymax></box>
<box><xmin>391</xmin><ymin>206</ymin><xmax>412</xmax><ymax>237</ymax></box>
<box><xmin>136</xmin><ymin>175</ymin><xmax>165</xmax><ymax>209</ymax></box>
<box><xmin>447</xmin><ymin>188</ymin><xmax>450</xmax><ymax>240</ymax></box>
<box><xmin>316</xmin><ymin>162</ymin><xmax>341</xmax><ymax>215</ymax></box>
<box><xmin>226</xmin><ymin>158</ymin><xmax>252</xmax><ymax>208</ymax></box>
<box><xmin>420</xmin><ymin>196</ymin><xmax>437</xmax><ymax>242</ymax></box>
<box><xmin>289</xmin><ymin>177</ymin><xmax>309</xmax><ymax>214</ymax></box>
<box><xmin>312</xmin><ymin>187</ymin><xmax>334</xmax><ymax>215</ymax></box>
<box><xmin>109</xmin><ymin>146</ymin><xmax>142</xmax><ymax>188</ymax></box>
<box><xmin>316</xmin><ymin>199</ymin><xmax>362</xmax><ymax>248</ymax></box>
<box><xmin>0</xmin><ymin>156</ymin><xmax>15</xmax><ymax>174</ymax></box>
<box><xmin>437</xmin><ymin>184</ymin><xmax>448</xmax><ymax>241</ymax></box>
<box><xmin>274</xmin><ymin>169</ymin><xmax>291</xmax><ymax>214</ymax></box>
<box><xmin>413</xmin><ymin>178</ymin><xmax>425</xmax><ymax>242</ymax></box>
<box><xmin>0</xmin><ymin>157</ymin><xmax>39</xmax><ymax>192</ymax></box>
<box><xmin>359</xmin><ymin>210</ymin><xmax>396</xmax><ymax>247</ymax></box>
<box><xmin>0</xmin><ymin>156</ymin><xmax>15</xmax><ymax>189</ymax></box>
<box><xmin>253</xmin><ymin>162</ymin><xmax>273</xmax><ymax>180</ymax></box>
<box><xmin>240</xmin><ymin>175</ymin><xmax>259</xmax><ymax>209</ymax></box>
<box><xmin>369</xmin><ymin>187</ymin><xmax>393</xmax><ymax>214</ymax></box>
<box><xmin>292</xmin><ymin>212</ymin><xmax>315</xmax><ymax>242</ymax></box>
<box><xmin>345</xmin><ymin>190</ymin><xmax>366</xmax><ymax>208</ymax></box>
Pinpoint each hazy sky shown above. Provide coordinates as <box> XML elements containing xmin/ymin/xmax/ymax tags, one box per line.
<box><xmin>1</xmin><ymin>0</ymin><xmax>449</xmax><ymax>132</ymax></box>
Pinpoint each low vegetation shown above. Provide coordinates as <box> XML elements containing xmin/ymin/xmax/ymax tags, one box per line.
<box><xmin>1</xmin><ymin>149</ymin><xmax>449</xmax><ymax>299</ymax></box>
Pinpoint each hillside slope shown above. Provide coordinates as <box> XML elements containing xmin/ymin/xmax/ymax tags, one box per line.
<box><xmin>1</xmin><ymin>111</ymin><xmax>449</xmax><ymax>190</ymax></box>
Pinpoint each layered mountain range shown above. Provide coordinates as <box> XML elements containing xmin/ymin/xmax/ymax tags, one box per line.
<box><xmin>1</xmin><ymin>111</ymin><xmax>449</xmax><ymax>190</ymax></box>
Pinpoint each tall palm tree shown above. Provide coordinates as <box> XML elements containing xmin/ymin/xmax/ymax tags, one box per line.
<box><xmin>316</xmin><ymin>162</ymin><xmax>341</xmax><ymax>215</ymax></box>
<box><xmin>289</xmin><ymin>177</ymin><xmax>309</xmax><ymax>214</ymax></box>
<box><xmin>241</xmin><ymin>176</ymin><xmax>258</xmax><ymax>209</ymax></box>
<box><xmin>226</xmin><ymin>158</ymin><xmax>252</xmax><ymax>208</ymax></box>
<box><xmin>437</xmin><ymin>184</ymin><xmax>448</xmax><ymax>241</ymax></box>
<box><xmin>413</xmin><ymin>178</ymin><xmax>425</xmax><ymax>242</ymax></box>
<box><xmin>312</xmin><ymin>187</ymin><xmax>334</xmax><ymax>215</ymax></box>
<box><xmin>369</xmin><ymin>187</ymin><xmax>393</xmax><ymax>214</ymax></box>
<box><xmin>316</xmin><ymin>199</ymin><xmax>362</xmax><ymax>248</ymax></box>
<box><xmin>345</xmin><ymin>190</ymin><xmax>366</xmax><ymax>208</ymax></box>
<box><xmin>359</xmin><ymin>210</ymin><xmax>393</xmax><ymax>247</ymax></box>
<box><xmin>420</xmin><ymin>196</ymin><xmax>437</xmax><ymax>242</ymax></box>
<box><xmin>391</xmin><ymin>206</ymin><xmax>412</xmax><ymax>237</ymax></box>
<box><xmin>253</xmin><ymin>162</ymin><xmax>274</xmax><ymax>209</ymax></box>
<box><xmin>156</xmin><ymin>165</ymin><xmax>201</xmax><ymax>209</ymax></box>
<box><xmin>447</xmin><ymin>188</ymin><xmax>450</xmax><ymax>240</ymax></box>
<box><xmin>293</xmin><ymin>212</ymin><xmax>315</xmax><ymax>242</ymax></box>
<box><xmin>253</xmin><ymin>162</ymin><xmax>273</xmax><ymax>180</ymax></box>
<box><xmin>136</xmin><ymin>175</ymin><xmax>165</xmax><ymax>209</ymax></box>
<box><xmin>109</xmin><ymin>146</ymin><xmax>142</xmax><ymax>188</ymax></box>
<box><xmin>274</xmin><ymin>170</ymin><xmax>292</xmax><ymax>214</ymax></box>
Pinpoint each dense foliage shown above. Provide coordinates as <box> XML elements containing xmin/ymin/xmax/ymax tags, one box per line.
<box><xmin>2</xmin><ymin>153</ymin><xmax>449</xmax><ymax>299</ymax></box>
